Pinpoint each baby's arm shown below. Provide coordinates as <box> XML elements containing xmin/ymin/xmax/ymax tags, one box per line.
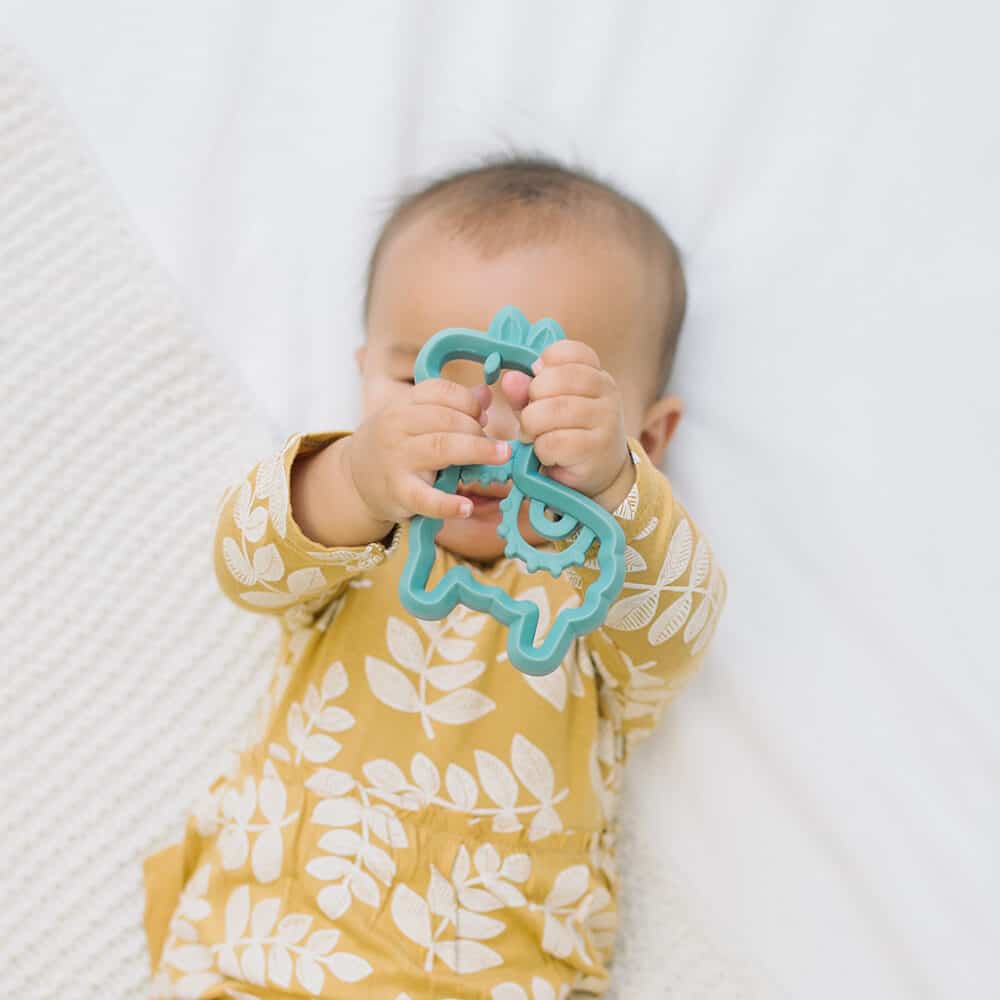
<box><xmin>213</xmin><ymin>378</ymin><xmax>505</xmax><ymax>629</ymax></box>
<box><xmin>212</xmin><ymin>430</ymin><xmax>400</xmax><ymax>630</ymax></box>
<box><xmin>559</xmin><ymin>440</ymin><xmax>727</xmax><ymax>750</ymax></box>
<box><xmin>500</xmin><ymin>338</ymin><xmax>725</xmax><ymax>749</ymax></box>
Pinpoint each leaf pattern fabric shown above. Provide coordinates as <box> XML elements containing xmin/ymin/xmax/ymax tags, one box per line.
<box><xmin>143</xmin><ymin>428</ymin><xmax>725</xmax><ymax>998</ymax></box>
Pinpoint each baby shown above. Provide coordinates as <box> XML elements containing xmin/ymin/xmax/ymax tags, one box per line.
<box><xmin>143</xmin><ymin>155</ymin><xmax>726</xmax><ymax>1000</ymax></box>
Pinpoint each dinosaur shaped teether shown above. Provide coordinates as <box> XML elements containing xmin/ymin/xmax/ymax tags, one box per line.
<box><xmin>398</xmin><ymin>305</ymin><xmax>626</xmax><ymax>676</ymax></box>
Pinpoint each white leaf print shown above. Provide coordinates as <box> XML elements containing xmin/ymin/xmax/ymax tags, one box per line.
<box><xmin>217</xmin><ymin>946</ymin><xmax>240</xmax><ymax>978</ymax></box>
<box><xmin>269</xmin><ymin>943</ymin><xmax>292</xmax><ymax>988</ymax></box>
<box><xmin>287</xmin><ymin>565</ymin><xmax>326</xmax><ymax>597</ymax></box>
<box><xmin>287</xmin><ymin>702</ymin><xmax>306</xmax><ymax>748</ymax></box>
<box><xmin>252</xmin><ymin>826</ymin><xmax>283</xmax><ymax>883</ymax></box>
<box><xmin>392</xmin><ymin>884</ymin><xmax>432</xmax><ymax>947</ymax></box>
<box><xmin>482</xmin><ymin>879</ymin><xmax>527</xmax><ymax>908</ymax></box>
<box><xmin>501</xmin><ymin>854</ymin><xmax>532</xmax><ymax>883</ymax></box>
<box><xmin>225</xmin><ymin>885</ymin><xmax>249</xmax><ymax>942</ymax></box>
<box><xmin>475</xmin><ymin>751</ymin><xmax>518</xmax><ymax>810</ymax></box>
<box><xmin>222</xmin><ymin>537</ymin><xmax>254</xmax><ymax>585</ymax></box>
<box><xmin>362</xmin><ymin>842</ymin><xmax>396</xmax><ymax>885</ymax></box>
<box><xmin>426</xmin><ymin>689</ymin><xmax>495</xmax><ymax>725</ymax></box>
<box><xmin>253</xmin><ymin>543</ymin><xmax>285</xmax><ymax>582</ymax></box>
<box><xmin>366</xmin><ymin>657</ymin><xmax>421</xmax><ymax>713</ymax></box>
<box><xmin>425</xmin><ymin>661</ymin><xmax>485</xmax><ymax>691</ymax></box>
<box><xmin>648</xmin><ymin>592</ymin><xmax>692</xmax><ymax>645</ymax></box>
<box><xmin>175</xmin><ymin>972</ymin><xmax>224</xmax><ymax>998</ymax></box>
<box><xmin>659</xmin><ymin>518</ymin><xmax>692</xmax><ymax>586</ymax></box>
<box><xmin>350</xmin><ymin>869</ymin><xmax>380</xmax><ymax>907</ymax></box>
<box><xmin>436</xmin><ymin>939</ymin><xmax>503</xmax><ymax>974</ymax></box>
<box><xmin>319</xmin><ymin>828</ymin><xmax>362</xmax><ymax>855</ymax></box>
<box><xmin>327</xmin><ymin>953</ymin><xmax>373</xmax><ymax>983</ymax></box>
<box><xmin>365</xmin><ymin>805</ymin><xmax>408</xmax><ymax>848</ymax></box>
<box><xmin>451</xmin><ymin>613</ymin><xmax>487</xmax><ymax>638</ymax></box>
<box><xmin>542</xmin><ymin>913</ymin><xmax>574</xmax><ymax>958</ymax></box>
<box><xmin>434</xmin><ymin>636</ymin><xmax>476</xmax><ymax>662</ymax></box>
<box><xmin>623</xmin><ymin>544</ymin><xmax>647</xmax><ymax>575</ymax></box>
<box><xmin>304</xmin><ymin>684</ymin><xmax>321</xmax><ymax>717</ymax></box>
<box><xmin>307</xmin><ymin>855</ymin><xmax>352</xmax><ymax>881</ymax></box>
<box><xmin>317</xmin><ymin>884</ymin><xmax>352</xmax><ymax>920</ymax></box>
<box><xmin>511</xmin><ymin>734</ymin><xmax>554</xmax><ymax>803</ymax></box>
<box><xmin>428</xmin><ymin>865</ymin><xmax>457</xmax><ymax>918</ymax></box>
<box><xmin>452</xmin><ymin>844</ymin><xmax>472</xmax><ymax>886</ymax></box>
<box><xmin>364</xmin><ymin>758</ymin><xmax>407</xmax><ymax>794</ymax></box>
<box><xmin>684</xmin><ymin>590</ymin><xmax>713</xmax><ymax>644</ymax></box>
<box><xmin>547</xmin><ymin>866</ymin><xmax>589</xmax><ymax>909</ymax></box>
<box><xmin>277</xmin><ymin>913</ymin><xmax>312</xmax><ymax>944</ymax></box>
<box><xmin>518</xmin><ymin>585</ymin><xmax>551</xmax><ymax>639</ymax></box>
<box><xmin>492</xmin><ymin>986</ymin><xmax>528</xmax><ymax>1000</ymax></box>
<box><xmin>305</xmin><ymin>768</ymin><xmax>354</xmax><ymax>797</ymax></box>
<box><xmin>296</xmin><ymin>954</ymin><xmax>324</xmax><ymax>994</ymax></box>
<box><xmin>258</xmin><ymin>761</ymin><xmax>286</xmax><ymax>824</ymax></box>
<box><xmin>446</xmin><ymin>764</ymin><xmax>478</xmax><ymax>810</ymax></box>
<box><xmin>317</xmin><ymin>706</ymin><xmax>354</xmax><ymax>732</ymax></box>
<box><xmin>218</xmin><ymin>826</ymin><xmax>248</xmax><ymax>871</ymax></box>
<box><xmin>387</xmin><ymin>616</ymin><xmax>426</xmax><ymax>673</ymax></box>
<box><xmin>312</xmin><ymin>796</ymin><xmax>362</xmax><ymax>827</ymax></box>
<box><xmin>306</xmin><ymin>929</ymin><xmax>340</xmax><ymax>956</ymax></box>
<box><xmin>635</xmin><ymin>515</ymin><xmax>658</xmax><ymax>541</ymax></box>
<box><xmin>459</xmin><ymin>887</ymin><xmax>505</xmax><ymax>912</ymax></box>
<box><xmin>524</xmin><ymin>668</ymin><xmax>566</xmax><ymax>711</ymax></box>
<box><xmin>239</xmin><ymin>590</ymin><xmax>296</xmax><ymax>608</ymax></box>
<box><xmin>605</xmin><ymin>588</ymin><xmax>659</xmax><ymax>631</ymax></box>
<box><xmin>457</xmin><ymin>909</ymin><xmax>505</xmax><ymax>940</ymax></box>
<box><xmin>689</xmin><ymin>537</ymin><xmax>710</xmax><ymax>589</ymax></box>
<box><xmin>411</xmin><ymin>753</ymin><xmax>441</xmax><ymax>796</ymax></box>
<box><xmin>303</xmin><ymin>733</ymin><xmax>341</xmax><ymax>763</ymax></box>
<box><xmin>322</xmin><ymin>661</ymin><xmax>348</xmax><ymax>701</ymax></box>
<box><xmin>169</xmin><ymin>944</ymin><xmax>213</xmax><ymax>973</ymax></box>
<box><xmin>474</xmin><ymin>843</ymin><xmax>500</xmax><ymax>875</ymax></box>
<box><xmin>251</xmin><ymin>897</ymin><xmax>281</xmax><ymax>939</ymax></box>
<box><xmin>528</xmin><ymin>806</ymin><xmax>562</xmax><ymax>841</ymax></box>
<box><xmin>269</xmin><ymin>742</ymin><xmax>291</xmax><ymax>763</ymax></box>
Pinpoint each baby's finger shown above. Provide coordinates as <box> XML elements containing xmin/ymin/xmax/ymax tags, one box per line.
<box><xmin>535</xmin><ymin>339</ymin><xmax>602</xmax><ymax>372</ymax></box>
<box><xmin>411</xmin><ymin>378</ymin><xmax>489</xmax><ymax>423</ymax></box>
<box><xmin>413</xmin><ymin>432</ymin><xmax>511</xmax><ymax>471</ymax></box>
<box><xmin>518</xmin><ymin>395</ymin><xmax>599</xmax><ymax>442</ymax></box>
<box><xmin>498</xmin><ymin>370</ymin><xmax>532</xmax><ymax>411</ymax></box>
<box><xmin>533</xmin><ymin>427</ymin><xmax>597</xmax><ymax>468</ymax></box>
<box><xmin>405</xmin><ymin>403</ymin><xmax>488</xmax><ymax>439</ymax></box>
<box><xmin>404</xmin><ymin>477</ymin><xmax>475</xmax><ymax>520</ymax></box>
<box><xmin>528</xmin><ymin>363</ymin><xmax>610</xmax><ymax>402</ymax></box>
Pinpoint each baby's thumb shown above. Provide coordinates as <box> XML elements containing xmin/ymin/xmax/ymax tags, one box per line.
<box><xmin>499</xmin><ymin>370</ymin><xmax>532</xmax><ymax>411</ymax></box>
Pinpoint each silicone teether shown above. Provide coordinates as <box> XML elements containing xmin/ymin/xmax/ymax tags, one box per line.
<box><xmin>398</xmin><ymin>305</ymin><xmax>626</xmax><ymax>676</ymax></box>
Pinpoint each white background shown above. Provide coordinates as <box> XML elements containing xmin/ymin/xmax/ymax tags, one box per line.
<box><xmin>4</xmin><ymin>2</ymin><xmax>997</xmax><ymax>997</ymax></box>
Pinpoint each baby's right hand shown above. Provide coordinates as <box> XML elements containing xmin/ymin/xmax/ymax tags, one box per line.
<box><xmin>344</xmin><ymin>379</ymin><xmax>511</xmax><ymax>524</ymax></box>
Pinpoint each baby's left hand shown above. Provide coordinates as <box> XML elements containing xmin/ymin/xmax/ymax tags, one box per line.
<box><xmin>500</xmin><ymin>339</ymin><xmax>635</xmax><ymax>512</ymax></box>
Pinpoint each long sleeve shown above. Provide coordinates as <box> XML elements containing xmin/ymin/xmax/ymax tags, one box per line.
<box><xmin>555</xmin><ymin>437</ymin><xmax>727</xmax><ymax>749</ymax></box>
<box><xmin>212</xmin><ymin>429</ymin><xmax>402</xmax><ymax>631</ymax></box>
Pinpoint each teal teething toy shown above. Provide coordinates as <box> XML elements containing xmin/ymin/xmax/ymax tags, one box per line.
<box><xmin>398</xmin><ymin>306</ymin><xmax>626</xmax><ymax>676</ymax></box>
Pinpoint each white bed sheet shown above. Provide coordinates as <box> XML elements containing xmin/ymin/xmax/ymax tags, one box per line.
<box><xmin>4</xmin><ymin>2</ymin><xmax>997</xmax><ymax>997</ymax></box>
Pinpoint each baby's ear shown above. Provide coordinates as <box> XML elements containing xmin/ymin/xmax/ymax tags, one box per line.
<box><xmin>639</xmin><ymin>394</ymin><xmax>683</xmax><ymax>466</ymax></box>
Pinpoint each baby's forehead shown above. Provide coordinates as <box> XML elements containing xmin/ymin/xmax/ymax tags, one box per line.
<box><xmin>369</xmin><ymin>207</ymin><xmax>662</xmax><ymax>387</ymax></box>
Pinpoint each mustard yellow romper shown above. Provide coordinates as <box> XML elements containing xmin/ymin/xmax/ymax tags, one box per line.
<box><xmin>143</xmin><ymin>429</ymin><xmax>726</xmax><ymax>1000</ymax></box>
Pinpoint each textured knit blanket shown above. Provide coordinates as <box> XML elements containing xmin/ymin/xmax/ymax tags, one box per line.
<box><xmin>0</xmin><ymin>42</ymin><xmax>760</xmax><ymax>999</ymax></box>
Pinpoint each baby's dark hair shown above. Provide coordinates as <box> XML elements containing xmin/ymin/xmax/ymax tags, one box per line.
<box><xmin>361</xmin><ymin>152</ymin><xmax>687</xmax><ymax>399</ymax></box>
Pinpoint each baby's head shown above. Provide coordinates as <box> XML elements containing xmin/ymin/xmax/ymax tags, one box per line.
<box><xmin>356</xmin><ymin>154</ymin><xmax>687</xmax><ymax>562</ymax></box>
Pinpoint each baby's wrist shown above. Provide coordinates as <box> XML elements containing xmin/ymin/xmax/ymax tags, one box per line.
<box><xmin>591</xmin><ymin>449</ymin><xmax>636</xmax><ymax>513</ymax></box>
<box><xmin>338</xmin><ymin>435</ymin><xmax>396</xmax><ymax>538</ymax></box>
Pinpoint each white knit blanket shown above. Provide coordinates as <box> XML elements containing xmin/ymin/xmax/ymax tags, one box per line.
<box><xmin>0</xmin><ymin>42</ymin><xmax>763</xmax><ymax>999</ymax></box>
